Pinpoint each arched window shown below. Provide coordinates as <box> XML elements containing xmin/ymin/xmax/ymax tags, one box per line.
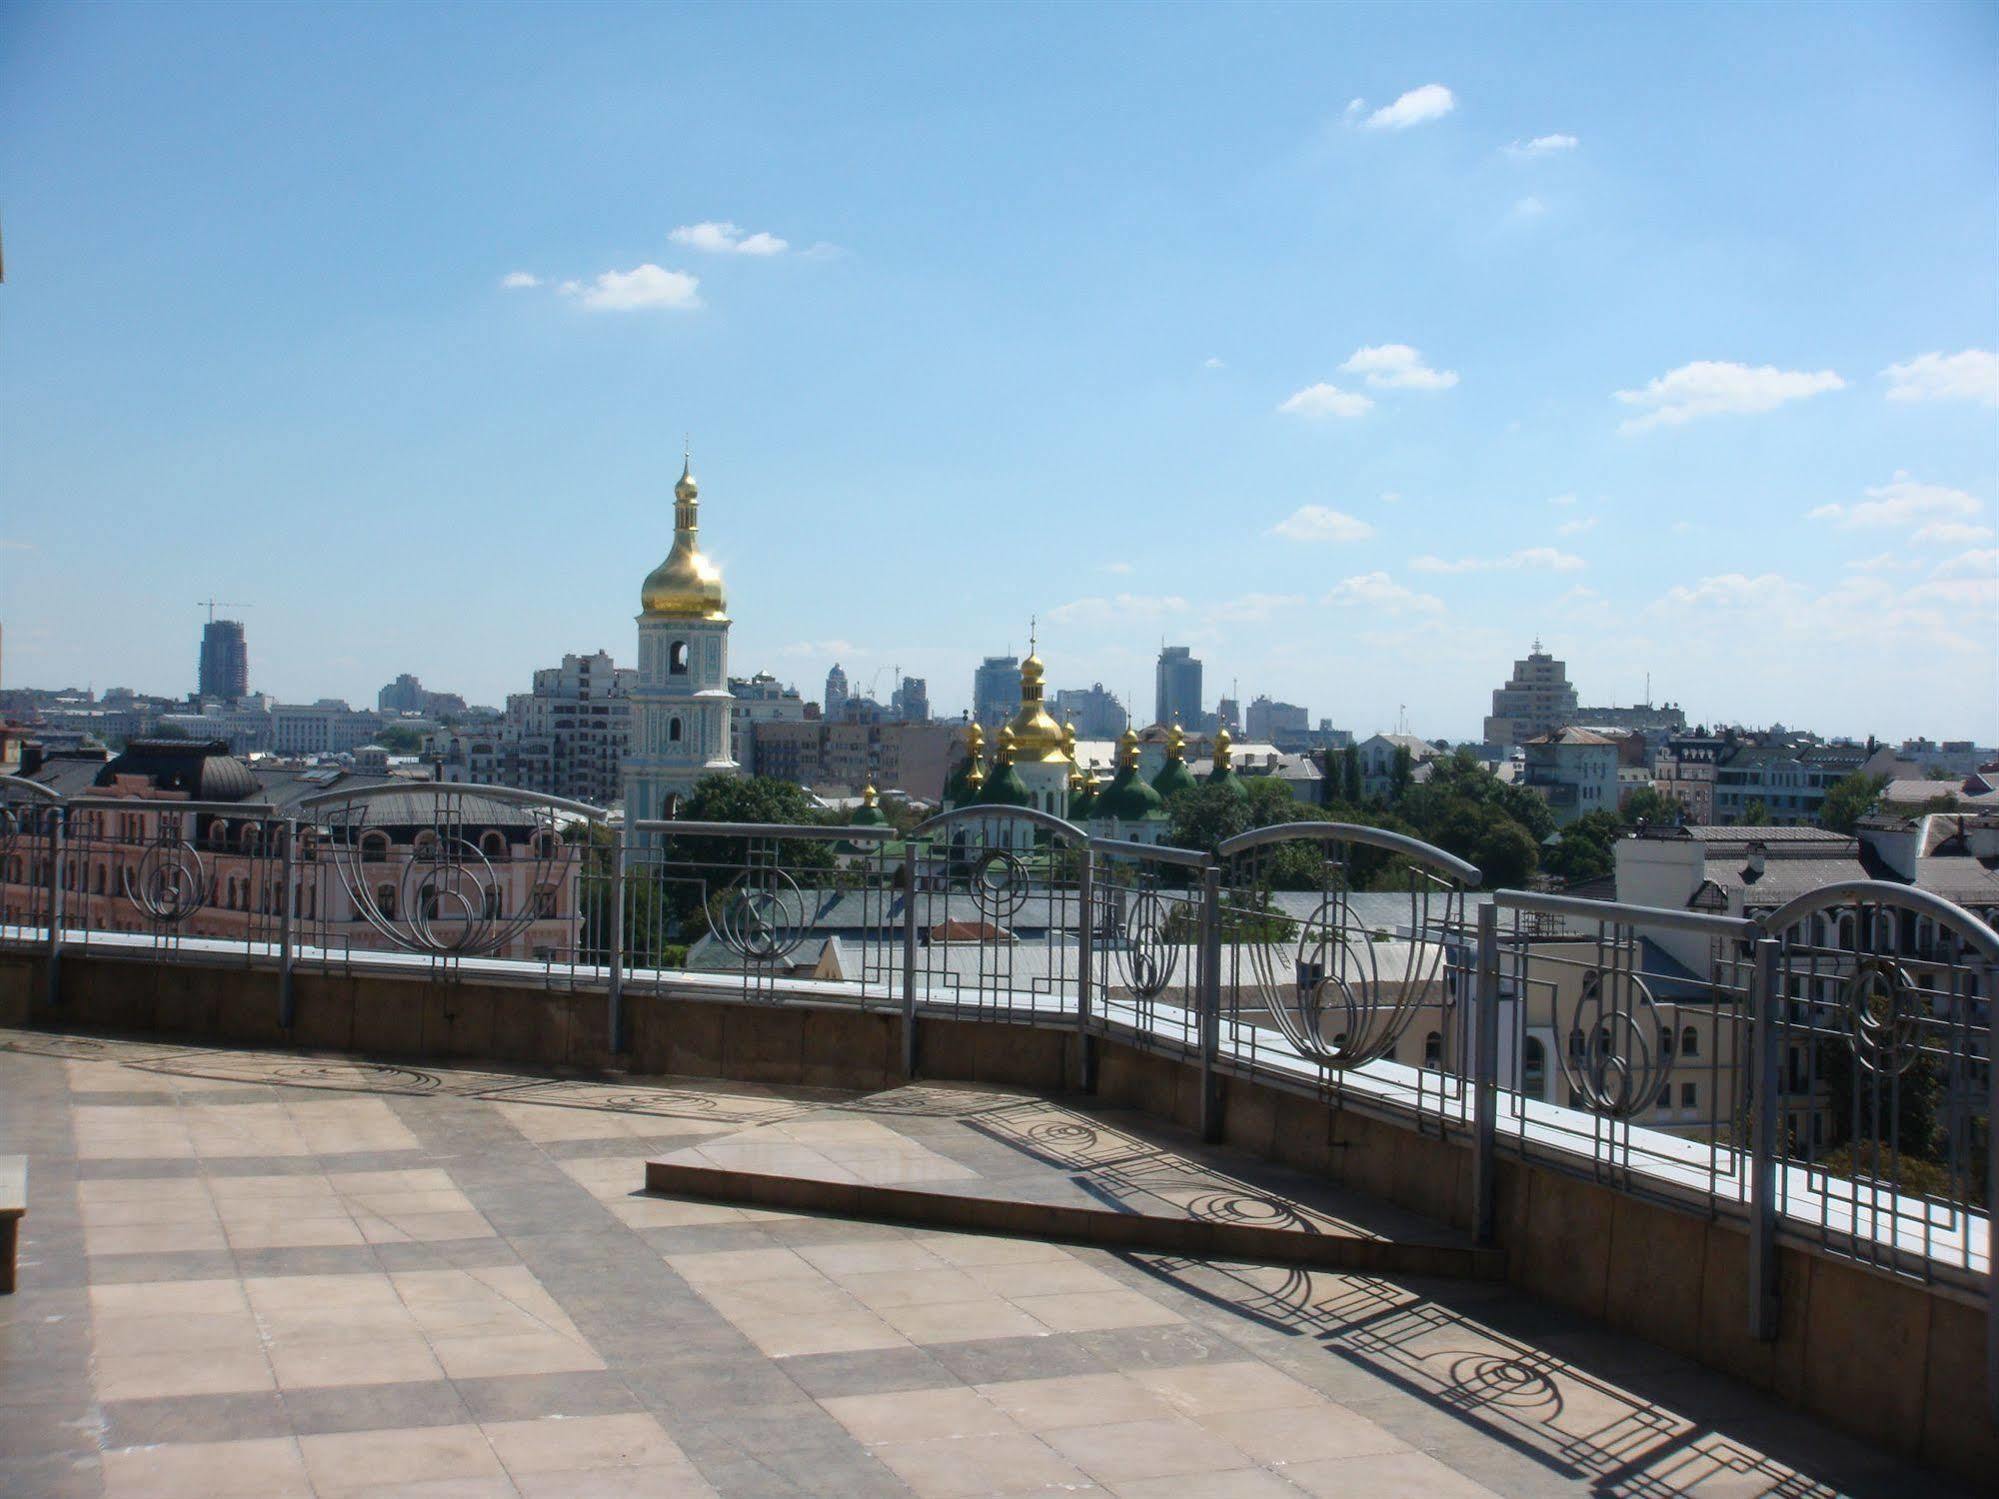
<box><xmin>482</xmin><ymin>888</ymin><xmax>501</xmax><ymax>920</ymax></box>
<box><xmin>1423</xmin><ymin>1031</ymin><xmax>1443</xmax><ymax>1070</ymax></box>
<box><xmin>226</xmin><ymin>876</ymin><xmax>239</xmax><ymax>909</ymax></box>
<box><xmin>361</xmin><ymin>833</ymin><xmax>389</xmax><ymax>864</ymax></box>
<box><xmin>669</xmin><ymin>717</ymin><xmax>683</xmax><ymax>743</ymax></box>
<box><xmin>375</xmin><ymin>884</ymin><xmax>397</xmax><ymax>919</ymax></box>
<box><xmin>669</xmin><ymin>641</ymin><xmax>689</xmax><ymax>675</ymax></box>
<box><xmin>209</xmin><ymin>821</ymin><xmax>231</xmax><ymax>850</ymax></box>
<box><xmin>1658</xmin><ymin>1025</ymin><xmax>1674</xmax><ymax>1059</ymax></box>
<box><xmin>94</xmin><ymin>866</ymin><xmax>107</xmax><ymax>896</ymax></box>
<box><xmin>420</xmin><ymin>884</ymin><xmax>440</xmax><ymax>921</ymax></box>
<box><xmin>532</xmin><ymin>886</ymin><xmax>557</xmax><ymax>918</ymax></box>
<box><xmin>413</xmin><ymin>831</ymin><xmax>440</xmax><ymax>863</ymax></box>
<box><xmin>1522</xmin><ymin>1037</ymin><xmax>1547</xmax><ymax>1097</ymax></box>
<box><xmin>479</xmin><ymin>830</ymin><xmax>507</xmax><ymax>862</ymax></box>
<box><xmin>239</xmin><ymin>824</ymin><xmax>261</xmax><ymax>853</ymax></box>
<box><xmin>1680</xmin><ymin>1026</ymin><xmax>1699</xmax><ymax>1058</ymax></box>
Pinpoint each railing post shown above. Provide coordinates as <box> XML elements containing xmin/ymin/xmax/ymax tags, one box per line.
<box><xmin>1198</xmin><ymin>863</ymin><xmax>1222</xmax><ymax>1143</ymax></box>
<box><xmin>45</xmin><ymin>806</ymin><xmax>66</xmax><ymax>1010</ymax></box>
<box><xmin>1472</xmin><ymin>902</ymin><xmax>1500</xmax><ymax>1246</ymax></box>
<box><xmin>1748</xmin><ymin>934</ymin><xmax>1782</xmax><ymax>1342</ymax></box>
<box><xmin>607</xmin><ymin>833</ymin><xmax>628</xmax><ymax>1055</ymax></box>
<box><xmin>1986</xmin><ymin>958</ymin><xmax>1998</xmax><ymax>1422</ymax></box>
<box><xmin>900</xmin><ymin>854</ymin><xmax>919</xmax><ymax>1078</ymax></box>
<box><xmin>1075</xmin><ymin>843</ymin><xmax>1095</xmax><ymax>1092</ymax></box>
<box><xmin>278</xmin><ymin>818</ymin><xmax>297</xmax><ymax>1029</ymax></box>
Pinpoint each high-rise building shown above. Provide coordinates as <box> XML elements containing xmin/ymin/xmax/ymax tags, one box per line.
<box><xmin>377</xmin><ymin>673</ymin><xmax>468</xmax><ymax>717</ymax></box>
<box><xmin>1245</xmin><ymin>696</ymin><xmax>1309</xmax><ymax>744</ymax></box>
<box><xmin>623</xmin><ymin>455</ymin><xmax>740</xmax><ymax>824</ymax></box>
<box><xmin>892</xmin><ymin>675</ymin><xmax>930</xmax><ymax>722</ymax></box>
<box><xmin>1481</xmin><ymin>642</ymin><xmax>1579</xmax><ymax>747</ymax></box>
<box><xmin>1155</xmin><ymin>646</ymin><xmax>1201</xmax><ymax>729</ymax></box>
<box><xmin>197</xmin><ymin>619</ymin><xmax>249</xmax><ymax>701</ymax></box>
<box><xmin>1216</xmin><ymin>697</ymin><xmax>1241</xmax><ymax>735</ymax></box>
<box><xmin>1051</xmin><ymin>683</ymin><xmax>1126</xmax><ymax>738</ymax></box>
<box><xmin>514</xmin><ymin>650</ymin><xmax>636</xmax><ymax>806</ymax></box>
<box><xmin>824</xmin><ymin>664</ymin><xmax>849</xmax><ymax>720</ymax></box>
<box><xmin>973</xmin><ymin>655</ymin><xmax>1021</xmax><ymax>728</ymax></box>
<box><xmin>729</xmin><ymin>672</ymin><xmax>806</xmax><ymax>763</ymax></box>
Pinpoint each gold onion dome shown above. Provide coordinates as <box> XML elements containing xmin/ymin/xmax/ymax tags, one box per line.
<box><xmin>1152</xmin><ymin>720</ymin><xmax>1198</xmax><ymax>799</ymax></box>
<box><xmin>1207</xmin><ymin>725</ymin><xmax>1249</xmax><ymax>797</ymax></box>
<box><xmin>640</xmin><ymin>454</ymin><xmax>728</xmax><ymax>618</ymax></box>
<box><xmin>1004</xmin><ymin>635</ymin><xmax>1069</xmax><ymax>763</ymax></box>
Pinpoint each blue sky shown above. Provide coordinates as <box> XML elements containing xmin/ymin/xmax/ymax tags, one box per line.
<box><xmin>3</xmin><ymin>1</ymin><xmax>1995</xmax><ymax>740</ymax></box>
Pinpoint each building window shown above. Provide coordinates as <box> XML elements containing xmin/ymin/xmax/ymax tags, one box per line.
<box><xmin>361</xmin><ymin>833</ymin><xmax>389</xmax><ymax>864</ymax></box>
<box><xmin>1680</xmin><ymin>1082</ymin><xmax>1697</xmax><ymax>1109</ymax></box>
<box><xmin>1522</xmin><ymin>1037</ymin><xmax>1547</xmax><ymax>1098</ymax></box>
<box><xmin>532</xmin><ymin>887</ymin><xmax>556</xmax><ymax>918</ymax></box>
<box><xmin>1423</xmin><ymin>1031</ymin><xmax>1442</xmax><ymax>1070</ymax></box>
<box><xmin>669</xmin><ymin>641</ymin><xmax>689</xmax><ymax>675</ymax></box>
<box><xmin>669</xmin><ymin>717</ymin><xmax>682</xmax><ymax>743</ymax></box>
<box><xmin>1680</xmin><ymin>1026</ymin><xmax>1698</xmax><ymax>1058</ymax></box>
<box><xmin>376</xmin><ymin>884</ymin><xmax>397</xmax><ymax>919</ymax></box>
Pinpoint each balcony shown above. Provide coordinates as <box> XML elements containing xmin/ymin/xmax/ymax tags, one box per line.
<box><xmin>1</xmin><ymin>782</ymin><xmax>1995</xmax><ymax>1493</ymax></box>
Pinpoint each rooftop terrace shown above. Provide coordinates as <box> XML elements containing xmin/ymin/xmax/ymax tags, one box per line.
<box><xmin>0</xmin><ymin>1027</ymin><xmax>1974</xmax><ymax>1499</ymax></box>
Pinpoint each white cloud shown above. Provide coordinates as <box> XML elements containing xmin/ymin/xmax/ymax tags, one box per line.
<box><xmin>1807</xmin><ymin>476</ymin><xmax>1983</xmax><ymax>530</ymax></box>
<box><xmin>1881</xmin><ymin>349</ymin><xmax>1999</xmax><ymax>406</ymax></box>
<box><xmin>1048</xmin><ymin>593</ymin><xmax>1187</xmax><ymax>625</ymax></box>
<box><xmin>1913</xmin><ymin>521</ymin><xmax>1996</xmax><ymax>546</ymax></box>
<box><xmin>499</xmin><ymin>271</ymin><xmax>540</xmax><ymax>289</ymax></box>
<box><xmin>1932</xmin><ymin>548</ymin><xmax>1997</xmax><ymax>581</ymax></box>
<box><xmin>1343</xmin><ymin>97</ymin><xmax>1366</xmax><ymax>121</ymax></box>
<box><xmin>1322</xmin><ymin>572</ymin><xmax>1445</xmax><ymax>614</ymax></box>
<box><xmin>1508</xmin><ymin>133</ymin><xmax>1578</xmax><ymax>156</ymax></box>
<box><xmin>1269</xmin><ymin>506</ymin><xmax>1376</xmax><ymax>543</ymax></box>
<box><xmin>1845</xmin><ymin>553</ymin><xmax>1920</xmax><ymax>573</ymax></box>
<box><xmin>1380</xmin><ymin>490</ymin><xmax>1403</xmax><ymax>505</ymax></box>
<box><xmin>1099</xmin><ymin>561</ymin><xmax>1134</xmax><ymax>575</ymax></box>
<box><xmin>1556</xmin><ymin>516</ymin><xmax>1597</xmax><ymax>537</ymax></box>
<box><xmin>1340</xmin><ymin>344</ymin><xmax>1458</xmax><ymax>391</ymax></box>
<box><xmin>1547</xmin><ymin>493</ymin><xmax>1577</xmax><ymax>507</ymax></box>
<box><xmin>779</xmin><ymin>638</ymin><xmax>859</xmax><ymax>658</ymax></box>
<box><xmin>561</xmin><ymin>264</ymin><xmax>702</xmax><ymax>311</ymax></box>
<box><xmin>1203</xmin><ymin>356</ymin><xmax>1225</xmax><ymax>370</ymax></box>
<box><xmin>1209</xmin><ymin>593</ymin><xmax>1306</xmax><ymax>623</ymax></box>
<box><xmin>1278</xmin><ymin>383</ymin><xmax>1373</xmax><ymax>419</ymax></box>
<box><xmin>1614</xmin><ymin>361</ymin><xmax>1845</xmax><ymax>432</ymax></box>
<box><xmin>1655</xmin><ymin>572</ymin><xmax>1807</xmax><ymax>612</ymax></box>
<box><xmin>669</xmin><ymin>221</ymin><xmax>789</xmax><ymax>256</ymax></box>
<box><xmin>1410</xmin><ymin>547</ymin><xmax>1586</xmax><ymax>574</ymax></box>
<box><xmin>1511</xmin><ymin>195</ymin><xmax>1546</xmax><ymax>219</ymax></box>
<box><xmin>1361</xmin><ymin>84</ymin><xmax>1455</xmax><ymax>131</ymax></box>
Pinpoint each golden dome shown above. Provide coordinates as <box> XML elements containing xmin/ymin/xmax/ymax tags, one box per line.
<box><xmin>1166</xmin><ymin>722</ymin><xmax>1187</xmax><ymax>760</ymax></box>
<box><xmin>995</xmin><ymin>725</ymin><xmax>1018</xmax><ymax>762</ymax></box>
<box><xmin>1004</xmin><ymin>629</ymin><xmax>1070</xmax><ymax>763</ymax></box>
<box><xmin>1212</xmin><ymin>724</ymin><xmax>1234</xmax><ymax>770</ymax></box>
<box><xmin>1117</xmin><ymin>725</ymin><xmax>1140</xmax><ymax>768</ymax></box>
<box><xmin>641</xmin><ymin>454</ymin><xmax>728</xmax><ymax>618</ymax></box>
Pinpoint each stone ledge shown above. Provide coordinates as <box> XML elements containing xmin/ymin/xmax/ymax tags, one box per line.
<box><xmin>642</xmin><ymin>1159</ymin><xmax>1508</xmax><ymax>1281</ymax></box>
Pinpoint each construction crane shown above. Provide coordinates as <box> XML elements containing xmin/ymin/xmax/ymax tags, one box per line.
<box><xmin>197</xmin><ymin>598</ymin><xmax>252</xmax><ymax>623</ymax></box>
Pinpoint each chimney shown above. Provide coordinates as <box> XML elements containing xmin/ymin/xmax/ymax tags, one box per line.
<box><xmin>1744</xmin><ymin>841</ymin><xmax>1767</xmax><ymax>879</ymax></box>
<box><xmin>20</xmin><ymin>741</ymin><xmax>44</xmax><ymax>777</ymax></box>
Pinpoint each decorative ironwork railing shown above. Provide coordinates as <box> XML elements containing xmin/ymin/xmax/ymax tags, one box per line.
<box><xmin>0</xmin><ymin>780</ymin><xmax>1991</xmax><ymax>1374</ymax></box>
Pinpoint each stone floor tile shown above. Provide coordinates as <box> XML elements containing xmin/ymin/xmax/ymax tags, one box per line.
<box><xmin>91</xmin><ymin>1308</ymin><xmax>264</xmax><ymax>1358</ymax></box>
<box><xmin>226</xmin><ymin>1214</ymin><xmax>369</xmax><ymax>1250</ymax></box>
<box><xmin>512</xmin><ymin>1466</ymin><xmax>718</xmax><ymax>1498</ymax></box>
<box><xmin>964</xmin><ymin>1258</ymin><xmax>1128</xmax><ymax>1298</ymax></box>
<box><xmin>88</xmin><ymin>1276</ymin><xmax>248</xmax><ymax>1318</ymax></box>
<box><xmin>794</xmin><ymin>1238</ymin><xmax>955</xmax><ymax>1277</ymax></box>
<box><xmin>974</xmin><ymin>1372</ymin><xmax>1178</xmax><ymax>1433</ymax></box>
<box><xmin>430</xmin><ymin>1331</ymin><xmax>606</xmax><ymax>1380</ymax></box>
<box><xmin>661</xmin><ymin>1246</ymin><xmax>822</xmax><ymax>1285</ymax></box>
<box><xmin>913</xmin><ymin>1232</ymin><xmax>1075</xmax><ymax>1267</ymax></box>
<box><xmin>100</xmin><ymin>1435</ymin><xmax>311</xmax><ymax>1498</ymax></box>
<box><xmin>727</xmin><ymin>1308</ymin><xmax>910</xmax><ymax>1359</ymax></box>
<box><xmin>870</xmin><ymin>1431</ymin><xmax>1095</xmax><ymax>1498</ymax></box>
<box><xmin>1281</xmin><ymin>1449</ymin><xmax>1505</xmax><ymax>1498</ymax></box>
<box><xmin>1107</xmin><ymin>1468</ymin><xmax>1301</xmax><ymax>1498</ymax></box>
<box><xmin>877</xmin><ymin>1296</ymin><xmax>1053</xmax><ymax>1346</ymax></box>
<box><xmin>1129</xmin><ymin>1360</ymin><xmax>1322</xmax><ymax>1416</ymax></box>
<box><xmin>778</xmin><ymin>1345</ymin><xmax>962</xmax><ymax>1400</ymax></box>
<box><xmin>820</xmin><ymin>1385</ymin><xmax>1020</xmax><ymax>1444</ymax></box>
<box><xmin>95</xmin><ymin>1348</ymin><xmax>275</xmax><ymax>1402</ymax></box>
<box><xmin>482</xmin><ymin>1411</ymin><xmax>685</xmax><ymax>1473</ymax></box>
<box><xmin>299</xmin><ymin>1422</ymin><xmax>508</xmax><ymax>1493</ymax></box>
<box><xmin>1008</xmin><ymin>1289</ymin><xmax>1182</xmax><ymax>1334</ymax></box>
<box><xmin>268</xmin><ymin>1333</ymin><xmax>447</xmax><ymax>1390</ymax></box>
<box><xmin>1196</xmin><ymin>1403</ymin><xmax>1411</xmax><ymax>1465</ymax></box>
<box><xmin>1043</xmin><ymin>1415</ymin><xmax>1253</xmax><ymax>1484</ymax></box>
<box><xmin>280</xmin><ymin>1378</ymin><xmax>476</xmax><ymax>1437</ymax></box>
<box><xmin>833</xmin><ymin>1266</ymin><xmax>991</xmax><ymax>1310</ymax></box>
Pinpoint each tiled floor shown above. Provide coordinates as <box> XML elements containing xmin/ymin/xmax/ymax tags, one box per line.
<box><xmin>0</xmin><ymin>1028</ymin><xmax>1970</xmax><ymax>1498</ymax></box>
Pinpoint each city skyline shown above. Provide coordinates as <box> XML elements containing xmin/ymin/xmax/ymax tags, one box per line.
<box><xmin>2</xmin><ymin>3</ymin><xmax>1994</xmax><ymax>739</ymax></box>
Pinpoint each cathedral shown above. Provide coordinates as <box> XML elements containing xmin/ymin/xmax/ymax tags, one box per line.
<box><xmin>943</xmin><ymin>633</ymin><xmax>1246</xmax><ymax>844</ymax></box>
<box><xmin>622</xmin><ymin>454</ymin><xmax>740</xmax><ymax>826</ymax></box>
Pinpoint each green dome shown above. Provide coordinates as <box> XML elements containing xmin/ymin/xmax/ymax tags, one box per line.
<box><xmin>976</xmin><ymin>760</ymin><xmax>1033</xmax><ymax>807</ymax></box>
<box><xmin>1067</xmin><ymin>781</ymin><xmax>1097</xmax><ymax>822</ymax></box>
<box><xmin>1206</xmin><ymin>765</ymin><xmax>1250</xmax><ymax>799</ymax></box>
<box><xmin>1095</xmin><ymin>764</ymin><xmax>1164</xmax><ymax>822</ymax></box>
<box><xmin>1151</xmin><ymin>758</ymin><xmax>1198</xmax><ymax>801</ymax></box>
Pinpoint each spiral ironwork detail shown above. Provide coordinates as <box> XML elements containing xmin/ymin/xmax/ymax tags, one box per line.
<box><xmin>1114</xmin><ymin>889</ymin><xmax>1180</xmax><ymax>999</ymax></box>
<box><xmin>123</xmin><ymin>840</ymin><xmax>209</xmax><ymax>925</ymax></box>
<box><xmin>712</xmin><ymin>866</ymin><xmax>809</xmax><ymax>964</ymax></box>
<box><xmin>969</xmin><ymin>848</ymin><xmax>1029</xmax><ymax>923</ymax></box>
<box><xmin>1843</xmin><ymin>957</ymin><xmax>1922</xmax><ymax>1076</ymax></box>
<box><xmin>1558</xmin><ymin>967</ymin><xmax>1669</xmax><ymax>1119</ymax></box>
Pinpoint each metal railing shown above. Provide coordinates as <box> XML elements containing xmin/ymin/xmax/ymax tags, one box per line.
<box><xmin>1</xmin><ymin>777</ymin><xmax>1992</xmax><ymax>1386</ymax></box>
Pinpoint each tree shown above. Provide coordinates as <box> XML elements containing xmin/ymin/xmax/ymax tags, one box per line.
<box><xmin>1473</xmin><ymin>820</ymin><xmax>1539</xmax><ymax>890</ymax></box>
<box><xmin>1541</xmin><ymin>809</ymin><xmax>1623</xmax><ymax>885</ymax></box>
<box><xmin>1819</xmin><ymin>772</ymin><xmax>1888</xmax><ymax>835</ymax></box>
<box><xmin>1337</xmin><ymin>744</ymin><xmax>1362</xmax><ymax>804</ymax></box>
<box><xmin>1741</xmin><ymin>799</ymin><xmax>1773</xmax><ymax>826</ymax></box>
<box><xmin>1389</xmin><ymin>743</ymin><xmax>1414</xmax><ymax>802</ymax></box>
<box><xmin>377</xmin><ymin>725</ymin><xmax>424</xmax><ymax>753</ymax></box>
<box><xmin>1620</xmin><ymin>786</ymin><xmax>1682</xmax><ymax>828</ymax></box>
<box><xmin>648</xmin><ymin>775</ymin><xmax>837</xmax><ymax>932</ymax></box>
